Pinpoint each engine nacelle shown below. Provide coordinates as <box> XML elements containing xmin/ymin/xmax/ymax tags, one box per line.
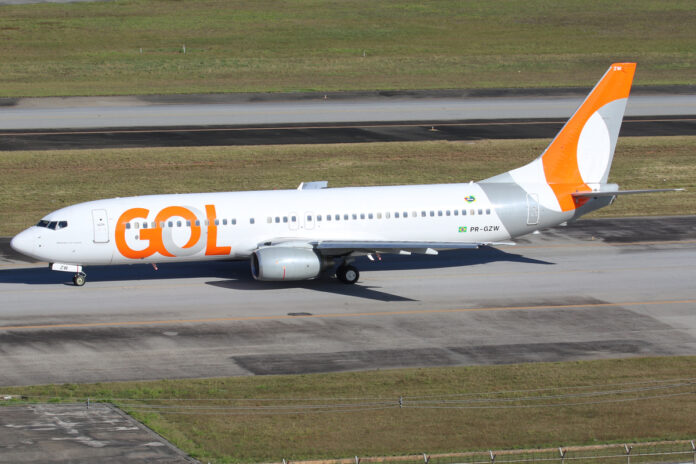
<box><xmin>251</xmin><ymin>246</ymin><xmax>324</xmax><ymax>281</ymax></box>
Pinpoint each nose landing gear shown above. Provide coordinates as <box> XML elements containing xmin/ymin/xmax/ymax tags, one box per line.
<box><xmin>72</xmin><ymin>272</ymin><xmax>87</xmax><ymax>287</ymax></box>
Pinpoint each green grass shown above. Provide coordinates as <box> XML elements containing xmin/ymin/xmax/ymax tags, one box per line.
<box><xmin>2</xmin><ymin>357</ymin><xmax>695</xmax><ymax>463</ymax></box>
<box><xmin>0</xmin><ymin>136</ymin><xmax>693</xmax><ymax>237</ymax></box>
<box><xmin>0</xmin><ymin>0</ymin><xmax>695</xmax><ymax>97</ymax></box>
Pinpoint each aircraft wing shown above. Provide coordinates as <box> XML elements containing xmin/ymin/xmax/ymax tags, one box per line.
<box><xmin>315</xmin><ymin>241</ymin><xmax>482</xmax><ymax>256</ymax></box>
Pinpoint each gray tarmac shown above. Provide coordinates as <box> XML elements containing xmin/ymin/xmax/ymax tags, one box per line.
<box><xmin>2</xmin><ymin>116</ymin><xmax>694</xmax><ymax>151</ymax></box>
<box><xmin>1</xmin><ymin>93</ymin><xmax>695</xmax><ymax>131</ymax></box>
<box><xmin>0</xmin><ymin>215</ymin><xmax>695</xmax><ymax>387</ymax></box>
<box><xmin>0</xmin><ymin>403</ymin><xmax>196</xmax><ymax>463</ymax></box>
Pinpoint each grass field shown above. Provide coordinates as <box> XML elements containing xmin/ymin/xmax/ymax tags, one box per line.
<box><xmin>0</xmin><ymin>136</ymin><xmax>693</xmax><ymax>237</ymax></box>
<box><xmin>2</xmin><ymin>356</ymin><xmax>695</xmax><ymax>463</ymax></box>
<box><xmin>1</xmin><ymin>0</ymin><xmax>695</xmax><ymax>97</ymax></box>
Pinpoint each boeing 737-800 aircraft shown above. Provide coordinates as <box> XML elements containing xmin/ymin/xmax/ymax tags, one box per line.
<box><xmin>10</xmin><ymin>63</ymin><xmax>681</xmax><ymax>286</ymax></box>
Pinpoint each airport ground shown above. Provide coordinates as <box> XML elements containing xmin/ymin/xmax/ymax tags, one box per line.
<box><xmin>1</xmin><ymin>0</ymin><xmax>695</xmax><ymax>97</ymax></box>
<box><xmin>1</xmin><ymin>215</ymin><xmax>695</xmax><ymax>461</ymax></box>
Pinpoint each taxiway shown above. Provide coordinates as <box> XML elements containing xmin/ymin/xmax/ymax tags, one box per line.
<box><xmin>1</xmin><ymin>216</ymin><xmax>694</xmax><ymax>386</ymax></box>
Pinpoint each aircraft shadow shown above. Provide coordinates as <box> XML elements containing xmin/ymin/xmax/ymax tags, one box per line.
<box><xmin>206</xmin><ymin>278</ymin><xmax>417</xmax><ymax>302</ymax></box>
<box><xmin>0</xmin><ymin>247</ymin><xmax>552</xmax><ymax>288</ymax></box>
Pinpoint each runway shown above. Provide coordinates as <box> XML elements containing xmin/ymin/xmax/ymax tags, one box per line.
<box><xmin>1</xmin><ymin>216</ymin><xmax>695</xmax><ymax>387</ymax></box>
<box><xmin>2</xmin><ymin>116</ymin><xmax>695</xmax><ymax>150</ymax></box>
<box><xmin>1</xmin><ymin>89</ymin><xmax>695</xmax><ymax>150</ymax></box>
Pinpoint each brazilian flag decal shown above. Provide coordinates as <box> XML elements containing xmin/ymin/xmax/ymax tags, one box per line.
<box><xmin>458</xmin><ymin>226</ymin><xmax>467</xmax><ymax>233</ymax></box>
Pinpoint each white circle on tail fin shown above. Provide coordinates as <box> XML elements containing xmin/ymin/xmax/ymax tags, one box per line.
<box><xmin>576</xmin><ymin>111</ymin><xmax>611</xmax><ymax>184</ymax></box>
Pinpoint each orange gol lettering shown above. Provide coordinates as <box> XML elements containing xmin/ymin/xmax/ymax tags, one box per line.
<box><xmin>205</xmin><ymin>205</ymin><xmax>231</xmax><ymax>256</ymax></box>
<box><xmin>115</xmin><ymin>204</ymin><xmax>230</xmax><ymax>259</ymax></box>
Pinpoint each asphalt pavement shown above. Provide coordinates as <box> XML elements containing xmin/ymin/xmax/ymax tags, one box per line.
<box><xmin>0</xmin><ymin>216</ymin><xmax>694</xmax><ymax>386</ymax></box>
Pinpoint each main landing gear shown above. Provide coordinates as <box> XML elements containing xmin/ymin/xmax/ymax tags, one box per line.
<box><xmin>72</xmin><ymin>271</ymin><xmax>87</xmax><ymax>287</ymax></box>
<box><xmin>336</xmin><ymin>264</ymin><xmax>359</xmax><ymax>284</ymax></box>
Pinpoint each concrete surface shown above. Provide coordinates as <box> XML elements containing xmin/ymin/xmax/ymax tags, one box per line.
<box><xmin>0</xmin><ymin>216</ymin><xmax>694</xmax><ymax>386</ymax></box>
<box><xmin>1</xmin><ymin>116</ymin><xmax>694</xmax><ymax>151</ymax></box>
<box><xmin>1</xmin><ymin>94</ymin><xmax>695</xmax><ymax>131</ymax></box>
<box><xmin>0</xmin><ymin>403</ymin><xmax>196</xmax><ymax>463</ymax></box>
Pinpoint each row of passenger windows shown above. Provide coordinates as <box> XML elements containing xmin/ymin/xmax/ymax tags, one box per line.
<box><xmin>124</xmin><ymin>208</ymin><xmax>491</xmax><ymax>229</ymax></box>
<box><xmin>293</xmin><ymin>208</ymin><xmax>491</xmax><ymax>224</ymax></box>
<box><xmin>36</xmin><ymin>220</ymin><xmax>68</xmax><ymax>230</ymax></box>
<box><xmin>126</xmin><ymin>218</ymin><xmax>237</xmax><ymax>229</ymax></box>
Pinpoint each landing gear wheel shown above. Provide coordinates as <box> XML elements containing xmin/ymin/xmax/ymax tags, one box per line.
<box><xmin>73</xmin><ymin>272</ymin><xmax>86</xmax><ymax>287</ymax></box>
<box><xmin>337</xmin><ymin>265</ymin><xmax>359</xmax><ymax>284</ymax></box>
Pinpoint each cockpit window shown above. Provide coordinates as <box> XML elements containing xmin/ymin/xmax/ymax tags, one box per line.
<box><xmin>36</xmin><ymin>220</ymin><xmax>68</xmax><ymax>230</ymax></box>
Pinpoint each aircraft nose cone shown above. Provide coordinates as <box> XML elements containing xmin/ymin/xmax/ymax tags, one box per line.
<box><xmin>10</xmin><ymin>229</ymin><xmax>34</xmax><ymax>257</ymax></box>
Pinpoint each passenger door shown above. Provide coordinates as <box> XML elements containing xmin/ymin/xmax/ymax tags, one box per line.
<box><xmin>92</xmin><ymin>209</ymin><xmax>109</xmax><ymax>243</ymax></box>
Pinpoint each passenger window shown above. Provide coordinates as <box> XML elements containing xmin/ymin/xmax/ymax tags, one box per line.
<box><xmin>283</xmin><ymin>217</ymin><xmax>288</xmax><ymax>223</ymax></box>
<box><xmin>395</xmin><ymin>212</ymin><xmax>400</xmax><ymax>218</ymax></box>
<box><xmin>404</xmin><ymin>212</ymin><xmax>408</xmax><ymax>218</ymax></box>
<box><xmin>307</xmin><ymin>215</ymin><xmax>312</xmax><ymax>222</ymax></box>
<box><xmin>221</xmin><ymin>219</ymin><xmax>226</xmax><ymax>226</ymax></box>
<box><xmin>317</xmin><ymin>215</ymin><xmax>322</xmax><ymax>221</ymax></box>
<box><xmin>446</xmin><ymin>210</ymin><xmax>450</xmax><ymax>216</ymax></box>
<box><xmin>421</xmin><ymin>211</ymin><xmax>426</xmax><ymax>217</ymax></box>
<box><xmin>275</xmin><ymin>217</ymin><xmax>280</xmax><ymax>223</ymax></box>
<box><xmin>352</xmin><ymin>214</ymin><xmax>357</xmax><ymax>220</ymax></box>
<box><xmin>486</xmin><ymin>209</ymin><xmax>491</xmax><ymax>215</ymax></box>
<box><xmin>430</xmin><ymin>211</ymin><xmax>435</xmax><ymax>217</ymax></box>
<box><xmin>335</xmin><ymin>214</ymin><xmax>340</xmax><ymax>221</ymax></box>
<box><xmin>360</xmin><ymin>213</ymin><xmax>365</xmax><ymax>219</ymax></box>
<box><xmin>134</xmin><ymin>222</ymin><xmax>140</xmax><ymax>229</ymax></box>
<box><xmin>290</xmin><ymin>216</ymin><xmax>296</xmax><ymax>223</ymax></box>
<box><xmin>195</xmin><ymin>220</ymin><xmax>200</xmax><ymax>226</ymax></box>
<box><xmin>186</xmin><ymin>220</ymin><xmax>191</xmax><ymax>227</ymax></box>
<box><xmin>143</xmin><ymin>222</ymin><xmax>148</xmax><ymax>229</ymax></box>
<box><xmin>326</xmin><ymin>215</ymin><xmax>331</xmax><ymax>221</ymax></box>
<box><xmin>126</xmin><ymin>223</ymin><xmax>131</xmax><ymax>230</ymax></box>
<box><xmin>267</xmin><ymin>217</ymin><xmax>272</xmax><ymax>224</ymax></box>
<box><xmin>470</xmin><ymin>209</ymin><xmax>474</xmax><ymax>215</ymax></box>
<box><xmin>151</xmin><ymin>222</ymin><xmax>156</xmax><ymax>229</ymax></box>
<box><xmin>462</xmin><ymin>210</ymin><xmax>466</xmax><ymax>216</ymax></box>
<box><xmin>438</xmin><ymin>211</ymin><xmax>443</xmax><ymax>216</ymax></box>
<box><xmin>385</xmin><ymin>212</ymin><xmax>390</xmax><ymax>219</ymax></box>
<box><xmin>168</xmin><ymin>221</ymin><xmax>173</xmax><ymax>227</ymax></box>
<box><xmin>478</xmin><ymin>209</ymin><xmax>483</xmax><ymax>215</ymax></box>
<box><xmin>250</xmin><ymin>218</ymin><xmax>255</xmax><ymax>224</ymax></box>
<box><xmin>377</xmin><ymin>212</ymin><xmax>382</xmax><ymax>219</ymax></box>
<box><xmin>454</xmin><ymin>210</ymin><xmax>459</xmax><ymax>216</ymax></box>
<box><xmin>368</xmin><ymin>213</ymin><xmax>373</xmax><ymax>219</ymax></box>
<box><xmin>232</xmin><ymin>219</ymin><xmax>237</xmax><ymax>225</ymax></box>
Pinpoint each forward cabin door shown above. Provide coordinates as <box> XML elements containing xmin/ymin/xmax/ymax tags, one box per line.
<box><xmin>92</xmin><ymin>209</ymin><xmax>109</xmax><ymax>243</ymax></box>
<box><xmin>526</xmin><ymin>193</ymin><xmax>540</xmax><ymax>225</ymax></box>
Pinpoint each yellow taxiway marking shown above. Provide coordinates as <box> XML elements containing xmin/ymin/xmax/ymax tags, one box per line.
<box><xmin>1</xmin><ymin>298</ymin><xmax>695</xmax><ymax>332</ymax></box>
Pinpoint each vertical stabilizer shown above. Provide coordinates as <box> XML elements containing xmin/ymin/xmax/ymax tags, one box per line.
<box><xmin>484</xmin><ymin>63</ymin><xmax>636</xmax><ymax>212</ymax></box>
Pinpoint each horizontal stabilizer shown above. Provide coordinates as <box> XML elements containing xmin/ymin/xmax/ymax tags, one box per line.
<box><xmin>572</xmin><ymin>188</ymin><xmax>684</xmax><ymax>198</ymax></box>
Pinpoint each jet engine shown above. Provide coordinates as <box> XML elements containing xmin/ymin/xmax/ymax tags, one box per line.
<box><xmin>251</xmin><ymin>246</ymin><xmax>325</xmax><ymax>281</ymax></box>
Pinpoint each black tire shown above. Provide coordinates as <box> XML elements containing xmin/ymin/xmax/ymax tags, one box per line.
<box><xmin>337</xmin><ymin>265</ymin><xmax>359</xmax><ymax>284</ymax></box>
<box><xmin>73</xmin><ymin>274</ymin><xmax>86</xmax><ymax>287</ymax></box>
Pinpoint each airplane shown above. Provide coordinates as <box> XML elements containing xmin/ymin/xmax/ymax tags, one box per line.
<box><xmin>10</xmin><ymin>62</ymin><xmax>682</xmax><ymax>286</ymax></box>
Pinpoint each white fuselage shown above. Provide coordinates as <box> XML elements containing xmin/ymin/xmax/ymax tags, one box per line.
<box><xmin>13</xmin><ymin>182</ymin><xmax>512</xmax><ymax>266</ymax></box>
